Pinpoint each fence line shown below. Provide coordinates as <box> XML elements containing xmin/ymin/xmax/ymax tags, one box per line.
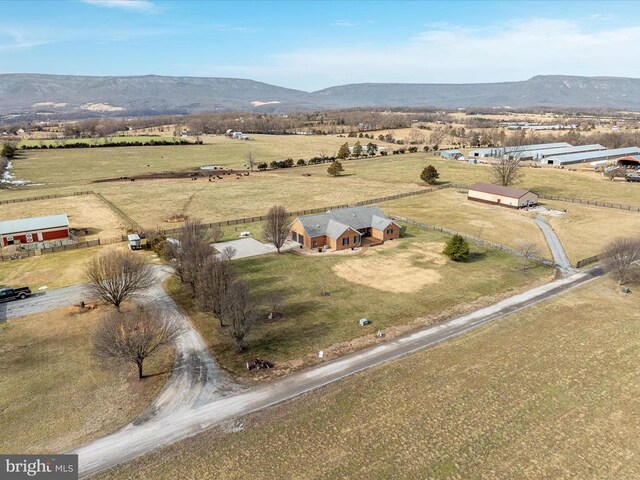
<box><xmin>390</xmin><ymin>215</ymin><xmax>554</xmax><ymax>267</ymax></box>
<box><xmin>0</xmin><ymin>190</ymin><xmax>93</xmax><ymax>205</ymax></box>
<box><xmin>94</xmin><ymin>193</ymin><xmax>143</xmax><ymax>231</ymax></box>
<box><xmin>575</xmin><ymin>254</ymin><xmax>601</xmax><ymax>268</ymax></box>
<box><xmin>539</xmin><ymin>195</ymin><xmax>640</xmax><ymax>212</ymax></box>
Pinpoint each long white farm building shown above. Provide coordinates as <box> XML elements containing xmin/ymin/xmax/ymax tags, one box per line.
<box><xmin>545</xmin><ymin>147</ymin><xmax>640</xmax><ymax>166</ymax></box>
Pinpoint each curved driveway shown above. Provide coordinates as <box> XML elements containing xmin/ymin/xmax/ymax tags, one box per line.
<box><xmin>534</xmin><ymin>215</ymin><xmax>576</xmax><ymax>275</ymax></box>
<box><xmin>76</xmin><ymin>266</ymin><xmax>603</xmax><ymax>477</ymax></box>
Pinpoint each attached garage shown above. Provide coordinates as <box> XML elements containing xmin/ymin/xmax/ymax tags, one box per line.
<box><xmin>0</xmin><ymin>214</ymin><xmax>70</xmax><ymax>247</ymax></box>
<box><xmin>468</xmin><ymin>183</ymin><xmax>538</xmax><ymax>209</ymax></box>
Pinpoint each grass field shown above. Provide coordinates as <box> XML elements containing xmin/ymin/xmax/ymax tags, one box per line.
<box><xmin>169</xmin><ymin>225</ymin><xmax>551</xmax><ymax>375</ymax></box>
<box><xmin>0</xmin><ymin>244</ymin><xmax>129</xmax><ymax>290</ymax></box>
<box><xmin>17</xmin><ymin>136</ymin><xmax>185</xmax><ymax>148</ymax></box>
<box><xmin>381</xmin><ymin>188</ymin><xmax>551</xmax><ymax>257</ymax></box>
<box><xmin>0</xmin><ymin>305</ymin><xmax>173</xmax><ymax>453</ymax></box>
<box><xmin>546</xmin><ymin>201</ymin><xmax>640</xmax><ymax>263</ymax></box>
<box><xmin>0</xmin><ymin>194</ymin><xmax>126</xmax><ymax>241</ymax></box>
<box><xmin>99</xmin><ymin>277</ymin><xmax>640</xmax><ymax>479</ymax></box>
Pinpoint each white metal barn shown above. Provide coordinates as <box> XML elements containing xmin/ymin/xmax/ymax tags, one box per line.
<box><xmin>520</xmin><ymin>144</ymin><xmax>606</xmax><ymax>162</ymax></box>
<box><xmin>468</xmin><ymin>142</ymin><xmax>572</xmax><ymax>158</ymax></box>
<box><xmin>468</xmin><ymin>183</ymin><xmax>538</xmax><ymax>209</ymax></box>
<box><xmin>545</xmin><ymin>147</ymin><xmax>640</xmax><ymax>166</ymax></box>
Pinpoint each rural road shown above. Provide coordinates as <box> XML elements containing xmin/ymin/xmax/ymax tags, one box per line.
<box><xmin>75</xmin><ymin>266</ymin><xmax>604</xmax><ymax>478</ymax></box>
<box><xmin>534</xmin><ymin>215</ymin><xmax>576</xmax><ymax>275</ymax></box>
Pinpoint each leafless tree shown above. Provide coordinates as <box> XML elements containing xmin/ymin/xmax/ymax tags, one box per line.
<box><xmin>516</xmin><ymin>239</ymin><xmax>541</xmax><ymax>270</ymax></box>
<box><xmin>602</xmin><ymin>237</ymin><xmax>640</xmax><ymax>284</ymax></box>
<box><xmin>85</xmin><ymin>250</ymin><xmax>155</xmax><ymax>309</ymax></box>
<box><xmin>220</xmin><ymin>280</ymin><xmax>256</xmax><ymax>351</ymax></box>
<box><xmin>210</xmin><ymin>224</ymin><xmax>223</xmax><ymax>243</ymax></box>
<box><xmin>93</xmin><ymin>305</ymin><xmax>181</xmax><ymax>379</ymax></box>
<box><xmin>173</xmin><ymin>220</ymin><xmax>215</xmax><ymax>294</ymax></box>
<box><xmin>266</xmin><ymin>293</ymin><xmax>283</xmax><ymax>320</ymax></box>
<box><xmin>196</xmin><ymin>255</ymin><xmax>236</xmax><ymax>326</ymax></box>
<box><xmin>263</xmin><ymin>205</ymin><xmax>290</xmax><ymax>253</ymax></box>
<box><xmin>246</xmin><ymin>150</ymin><xmax>256</xmax><ymax>171</ymax></box>
<box><xmin>490</xmin><ymin>153</ymin><xmax>524</xmax><ymax>186</ymax></box>
<box><xmin>428</xmin><ymin>127</ymin><xmax>446</xmax><ymax>147</ymax></box>
<box><xmin>221</xmin><ymin>245</ymin><xmax>237</xmax><ymax>261</ymax></box>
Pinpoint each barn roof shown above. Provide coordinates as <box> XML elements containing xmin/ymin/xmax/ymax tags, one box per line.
<box><xmin>546</xmin><ymin>147</ymin><xmax>640</xmax><ymax>165</ymax></box>
<box><xmin>294</xmin><ymin>206</ymin><xmax>396</xmax><ymax>239</ymax></box>
<box><xmin>0</xmin><ymin>214</ymin><xmax>69</xmax><ymax>235</ymax></box>
<box><xmin>468</xmin><ymin>183</ymin><xmax>534</xmax><ymax>199</ymax></box>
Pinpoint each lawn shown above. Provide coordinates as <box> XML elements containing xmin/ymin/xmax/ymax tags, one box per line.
<box><xmin>545</xmin><ymin>201</ymin><xmax>640</xmax><ymax>264</ymax></box>
<box><xmin>0</xmin><ymin>305</ymin><xmax>173</xmax><ymax>453</ymax></box>
<box><xmin>17</xmin><ymin>136</ymin><xmax>185</xmax><ymax>148</ymax></box>
<box><xmin>381</xmin><ymin>188</ymin><xmax>551</xmax><ymax>258</ymax></box>
<box><xmin>0</xmin><ymin>194</ymin><xmax>126</xmax><ymax>241</ymax></box>
<box><xmin>98</xmin><ymin>277</ymin><xmax>640</xmax><ymax>480</ymax></box>
<box><xmin>0</xmin><ymin>244</ymin><xmax>129</xmax><ymax>290</ymax></box>
<box><xmin>169</xmin><ymin>225</ymin><xmax>552</xmax><ymax>375</ymax></box>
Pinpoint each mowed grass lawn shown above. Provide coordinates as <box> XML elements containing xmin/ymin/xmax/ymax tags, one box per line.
<box><xmin>381</xmin><ymin>188</ymin><xmax>551</xmax><ymax>258</ymax></box>
<box><xmin>99</xmin><ymin>277</ymin><xmax>640</xmax><ymax>480</ymax></box>
<box><xmin>170</xmin><ymin>225</ymin><xmax>551</xmax><ymax>375</ymax></box>
<box><xmin>546</xmin><ymin>201</ymin><xmax>640</xmax><ymax>263</ymax></box>
<box><xmin>0</xmin><ymin>305</ymin><xmax>173</xmax><ymax>453</ymax></box>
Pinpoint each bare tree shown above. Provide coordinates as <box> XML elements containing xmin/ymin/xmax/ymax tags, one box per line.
<box><xmin>490</xmin><ymin>155</ymin><xmax>524</xmax><ymax>186</ymax></box>
<box><xmin>266</xmin><ymin>293</ymin><xmax>283</xmax><ymax>320</ymax></box>
<box><xmin>220</xmin><ymin>280</ymin><xmax>256</xmax><ymax>351</ymax></box>
<box><xmin>602</xmin><ymin>237</ymin><xmax>640</xmax><ymax>284</ymax></box>
<box><xmin>516</xmin><ymin>239</ymin><xmax>541</xmax><ymax>270</ymax></box>
<box><xmin>85</xmin><ymin>250</ymin><xmax>155</xmax><ymax>309</ymax></box>
<box><xmin>263</xmin><ymin>205</ymin><xmax>290</xmax><ymax>253</ymax></box>
<box><xmin>93</xmin><ymin>305</ymin><xmax>181</xmax><ymax>379</ymax></box>
<box><xmin>246</xmin><ymin>150</ymin><xmax>256</xmax><ymax>171</ymax></box>
<box><xmin>173</xmin><ymin>220</ymin><xmax>215</xmax><ymax>294</ymax></box>
<box><xmin>221</xmin><ymin>245</ymin><xmax>237</xmax><ymax>261</ymax></box>
<box><xmin>196</xmin><ymin>255</ymin><xmax>236</xmax><ymax>327</ymax></box>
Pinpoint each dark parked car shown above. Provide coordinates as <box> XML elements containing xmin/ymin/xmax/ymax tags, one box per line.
<box><xmin>626</xmin><ymin>174</ymin><xmax>640</xmax><ymax>183</ymax></box>
<box><xmin>0</xmin><ymin>287</ymin><xmax>32</xmax><ymax>302</ymax></box>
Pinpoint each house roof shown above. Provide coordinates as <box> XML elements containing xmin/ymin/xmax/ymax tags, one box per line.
<box><xmin>0</xmin><ymin>214</ymin><xmax>69</xmax><ymax>236</ymax></box>
<box><xmin>469</xmin><ymin>183</ymin><xmax>533</xmax><ymax>199</ymax></box>
<box><xmin>294</xmin><ymin>206</ymin><xmax>395</xmax><ymax>239</ymax></box>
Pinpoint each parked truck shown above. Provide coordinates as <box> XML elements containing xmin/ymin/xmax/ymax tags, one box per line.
<box><xmin>0</xmin><ymin>287</ymin><xmax>32</xmax><ymax>302</ymax></box>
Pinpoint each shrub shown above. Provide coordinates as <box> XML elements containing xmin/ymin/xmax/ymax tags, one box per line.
<box><xmin>443</xmin><ymin>234</ymin><xmax>470</xmax><ymax>261</ymax></box>
<box><xmin>420</xmin><ymin>165</ymin><xmax>440</xmax><ymax>185</ymax></box>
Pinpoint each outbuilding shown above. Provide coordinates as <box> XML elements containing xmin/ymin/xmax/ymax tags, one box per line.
<box><xmin>0</xmin><ymin>214</ymin><xmax>70</xmax><ymax>247</ymax></box>
<box><xmin>468</xmin><ymin>183</ymin><xmax>538</xmax><ymax>209</ymax></box>
<box><xmin>439</xmin><ymin>149</ymin><xmax>462</xmax><ymax>159</ymax></box>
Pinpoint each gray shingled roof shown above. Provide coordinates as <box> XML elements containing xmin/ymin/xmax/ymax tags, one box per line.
<box><xmin>295</xmin><ymin>206</ymin><xmax>396</xmax><ymax>239</ymax></box>
<box><xmin>0</xmin><ymin>214</ymin><xmax>69</xmax><ymax>235</ymax></box>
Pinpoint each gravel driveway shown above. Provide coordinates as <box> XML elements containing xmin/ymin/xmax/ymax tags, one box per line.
<box><xmin>213</xmin><ymin>237</ymin><xmax>298</xmax><ymax>259</ymax></box>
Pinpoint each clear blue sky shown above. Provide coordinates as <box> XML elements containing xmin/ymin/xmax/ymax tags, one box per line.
<box><xmin>2</xmin><ymin>0</ymin><xmax>640</xmax><ymax>90</ymax></box>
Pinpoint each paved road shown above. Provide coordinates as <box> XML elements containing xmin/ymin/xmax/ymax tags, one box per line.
<box><xmin>212</xmin><ymin>237</ymin><xmax>298</xmax><ymax>259</ymax></box>
<box><xmin>534</xmin><ymin>215</ymin><xmax>576</xmax><ymax>275</ymax></box>
<box><xmin>76</xmin><ymin>267</ymin><xmax>603</xmax><ymax>478</ymax></box>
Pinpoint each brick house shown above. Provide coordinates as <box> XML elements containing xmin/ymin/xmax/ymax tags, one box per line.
<box><xmin>289</xmin><ymin>206</ymin><xmax>400</xmax><ymax>251</ymax></box>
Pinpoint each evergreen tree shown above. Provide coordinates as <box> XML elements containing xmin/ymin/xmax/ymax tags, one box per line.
<box><xmin>443</xmin><ymin>234</ymin><xmax>470</xmax><ymax>261</ymax></box>
<box><xmin>327</xmin><ymin>161</ymin><xmax>344</xmax><ymax>177</ymax></box>
<box><xmin>420</xmin><ymin>165</ymin><xmax>440</xmax><ymax>185</ymax></box>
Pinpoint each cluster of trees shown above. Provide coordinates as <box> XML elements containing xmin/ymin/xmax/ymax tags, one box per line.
<box><xmin>20</xmin><ymin>138</ymin><xmax>196</xmax><ymax>150</ymax></box>
<box><xmin>336</xmin><ymin>141</ymin><xmax>379</xmax><ymax>160</ymax></box>
<box><xmin>1</xmin><ymin>142</ymin><xmax>17</xmax><ymax>159</ymax></box>
<box><xmin>86</xmin><ymin>249</ymin><xmax>181</xmax><ymax>380</ymax></box>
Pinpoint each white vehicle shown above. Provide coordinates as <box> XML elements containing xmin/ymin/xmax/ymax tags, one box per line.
<box><xmin>128</xmin><ymin>233</ymin><xmax>142</xmax><ymax>250</ymax></box>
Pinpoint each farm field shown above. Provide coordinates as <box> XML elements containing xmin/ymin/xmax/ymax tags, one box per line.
<box><xmin>9</xmin><ymin>133</ymin><xmax>397</xmax><ymax>185</ymax></box>
<box><xmin>545</xmin><ymin>201</ymin><xmax>640</xmax><ymax>263</ymax></box>
<box><xmin>169</xmin><ymin>224</ymin><xmax>552</xmax><ymax>375</ymax></box>
<box><xmin>0</xmin><ymin>305</ymin><xmax>173</xmax><ymax>454</ymax></box>
<box><xmin>100</xmin><ymin>277</ymin><xmax>640</xmax><ymax>480</ymax></box>
<box><xmin>0</xmin><ymin>244</ymin><xmax>129</xmax><ymax>290</ymax></box>
<box><xmin>17</xmin><ymin>136</ymin><xmax>185</xmax><ymax>148</ymax></box>
<box><xmin>381</xmin><ymin>188</ymin><xmax>551</xmax><ymax>257</ymax></box>
<box><xmin>0</xmin><ymin>194</ymin><xmax>126</xmax><ymax>241</ymax></box>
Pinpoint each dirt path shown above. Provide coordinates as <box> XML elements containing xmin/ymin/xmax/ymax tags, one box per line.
<box><xmin>534</xmin><ymin>215</ymin><xmax>576</xmax><ymax>275</ymax></box>
<box><xmin>75</xmin><ymin>266</ymin><xmax>604</xmax><ymax>478</ymax></box>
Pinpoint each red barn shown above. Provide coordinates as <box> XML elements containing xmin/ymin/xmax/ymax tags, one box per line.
<box><xmin>0</xmin><ymin>214</ymin><xmax>70</xmax><ymax>247</ymax></box>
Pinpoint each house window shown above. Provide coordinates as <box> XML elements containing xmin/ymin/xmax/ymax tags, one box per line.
<box><xmin>354</xmin><ymin>236</ymin><xmax>359</xmax><ymax>243</ymax></box>
<box><xmin>386</xmin><ymin>228</ymin><xmax>394</xmax><ymax>235</ymax></box>
<box><xmin>342</xmin><ymin>237</ymin><xmax>349</xmax><ymax>246</ymax></box>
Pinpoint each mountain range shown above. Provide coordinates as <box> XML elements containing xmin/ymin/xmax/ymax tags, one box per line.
<box><xmin>3</xmin><ymin>74</ymin><xmax>640</xmax><ymax>120</ymax></box>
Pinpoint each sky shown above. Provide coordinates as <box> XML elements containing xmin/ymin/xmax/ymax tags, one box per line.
<box><xmin>2</xmin><ymin>0</ymin><xmax>640</xmax><ymax>91</ymax></box>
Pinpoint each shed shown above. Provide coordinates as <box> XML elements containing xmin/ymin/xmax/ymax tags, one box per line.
<box><xmin>468</xmin><ymin>183</ymin><xmax>538</xmax><ymax>209</ymax></box>
<box><xmin>0</xmin><ymin>214</ymin><xmax>69</xmax><ymax>247</ymax></box>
